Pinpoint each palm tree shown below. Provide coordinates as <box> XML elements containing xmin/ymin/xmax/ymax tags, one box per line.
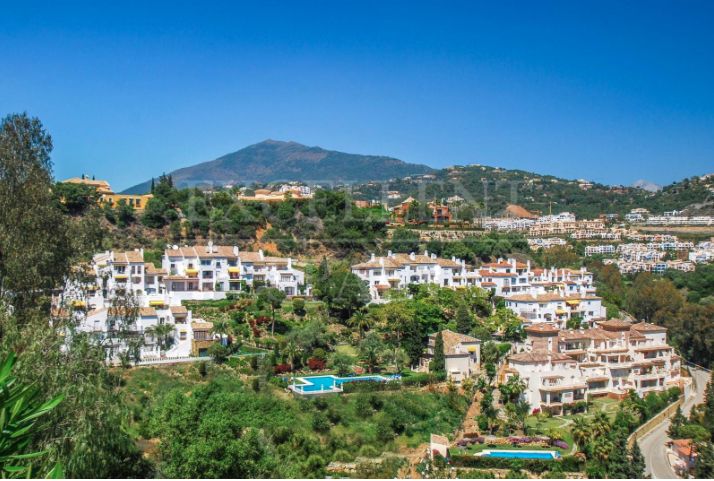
<box><xmin>146</xmin><ymin>323</ymin><xmax>175</xmax><ymax>353</ymax></box>
<box><xmin>211</xmin><ymin>318</ymin><xmax>230</xmax><ymax>344</ymax></box>
<box><xmin>591</xmin><ymin>411</ymin><xmax>611</xmax><ymax>438</ymax></box>
<box><xmin>571</xmin><ymin>416</ymin><xmax>591</xmax><ymax>452</ymax></box>
<box><xmin>283</xmin><ymin>339</ymin><xmax>301</xmax><ymax>371</ymax></box>
<box><xmin>348</xmin><ymin>309</ymin><xmax>372</xmax><ymax>339</ymax></box>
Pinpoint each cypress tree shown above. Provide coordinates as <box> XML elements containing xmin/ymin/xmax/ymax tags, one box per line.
<box><xmin>606</xmin><ymin>428</ymin><xmax>630</xmax><ymax>478</ymax></box>
<box><xmin>431</xmin><ymin>331</ymin><xmax>446</xmax><ymax>374</ymax></box>
<box><xmin>703</xmin><ymin>371</ymin><xmax>714</xmax><ymax>434</ymax></box>
<box><xmin>669</xmin><ymin>405</ymin><xmax>686</xmax><ymax>439</ymax></box>
<box><xmin>455</xmin><ymin>303</ymin><xmax>473</xmax><ymax>334</ymax></box>
<box><xmin>696</xmin><ymin>442</ymin><xmax>714</xmax><ymax>479</ymax></box>
<box><xmin>629</xmin><ymin>439</ymin><xmax>646</xmax><ymax>478</ymax></box>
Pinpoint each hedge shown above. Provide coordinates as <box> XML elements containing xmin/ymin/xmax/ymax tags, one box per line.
<box><xmin>449</xmin><ymin>454</ymin><xmax>584</xmax><ymax>473</ymax></box>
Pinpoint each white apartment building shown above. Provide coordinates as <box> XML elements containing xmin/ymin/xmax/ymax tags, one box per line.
<box><xmin>351</xmin><ymin>251</ymin><xmax>465</xmax><ymax>301</ymax></box>
<box><xmin>162</xmin><ymin>243</ymin><xmax>306</xmax><ymax>300</ymax></box>
<box><xmin>506</xmin><ymin>319</ymin><xmax>682</xmax><ymax>414</ymax></box>
<box><xmin>528</xmin><ymin>237</ymin><xmax>568</xmax><ymax>250</ymax></box>
<box><xmin>74</xmin><ymin>304</ymin><xmax>204</xmax><ymax>360</ymax></box>
<box><xmin>585</xmin><ymin>245</ymin><xmax>616</xmax><ymax>256</ymax></box>
<box><xmin>504</xmin><ymin>292</ymin><xmax>605</xmax><ymax>328</ymax></box>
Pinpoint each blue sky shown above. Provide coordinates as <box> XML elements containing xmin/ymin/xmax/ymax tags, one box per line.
<box><xmin>1</xmin><ymin>1</ymin><xmax>712</xmax><ymax>190</ymax></box>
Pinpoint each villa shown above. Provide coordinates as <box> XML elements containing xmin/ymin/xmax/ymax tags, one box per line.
<box><xmin>419</xmin><ymin>329</ymin><xmax>481</xmax><ymax>383</ymax></box>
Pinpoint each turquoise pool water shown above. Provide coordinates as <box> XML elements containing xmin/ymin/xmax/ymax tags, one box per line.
<box><xmin>292</xmin><ymin>375</ymin><xmax>391</xmax><ymax>393</ymax></box>
<box><xmin>481</xmin><ymin>450</ymin><xmax>559</xmax><ymax>460</ymax></box>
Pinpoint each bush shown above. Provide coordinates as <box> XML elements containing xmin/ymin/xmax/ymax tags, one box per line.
<box><xmin>456</xmin><ymin>469</ymin><xmax>496</xmax><ymax>479</ymax></box>
<box><xmin>307</xmin><ymin>358</ymin><xmax>326</xmax><ymax>371</ymax></box>
<box><xmin>274</xmin><ymin>363</ymin><xmax>291</xmax><ymax>374</ymax></box>
<box><xmin>333</xmin><ymin>449</ymin><xmax>354</xmax><ymax>462</ymax></box>
<box><xmin>449</xmin><ymin>454</ymin><xmax>583</xmax><ymax>473</ymax></box>
<box><xmin>358</xmin><ymin>445</ymin><xmax>381</xmax><ymax>458</ymax></box>
<box><xmin>208</xmin><ymin>343</ymin><xmax>229</xmax><ymax>364</ymax></box>
<box><xmin>292</xmin><ymin>298</ymin><xmax>306</xmax><ymax>317</ymax></box>
<box><xmin>311</xmin><ymin>412</ymin><xmax>330</xmax><ymax>433</ymax></box>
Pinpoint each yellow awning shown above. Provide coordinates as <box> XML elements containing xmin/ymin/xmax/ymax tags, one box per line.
<box><xmin>114</xmin><ymin>274</ymin><xmax>127</xmax><ymax>280</ymax></box>
<box><xmin>149</xmin><ymin>300</ymin><xmax>165</xmax><ymax>307</ymax></box>
<box><xmin>185</xmin><ymin>268</ymin><xmax>198</xmax><ymax>277</ymax></box>
<box><xmin>228</xmin><ymin>267</ymin><xmax>240</xmax><ymax>273</ymax></box>
<box><xmin>467</xmin><ymin>346</ymin><xmax>477</xmax><ymax>352</ymax></box>
<box><xmin>71</xmin><ymin>300</ymin><xmax>86</xmax><ymax>308</ymax></box>
<box><xmin>555</xmin><ymin>308</ymin><xmax>567</xmax><ymax>315</ymax></box>
<box><xmin>566</xmin><ymin>300</ymin><xmax>580</xmax><ymax>306</ymax></box>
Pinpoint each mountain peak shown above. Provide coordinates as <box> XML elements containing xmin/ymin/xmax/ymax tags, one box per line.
<box><xmin>122</xmin><ymin>141</ymin><xmax>433</xmax><ymax>193</ymax></box>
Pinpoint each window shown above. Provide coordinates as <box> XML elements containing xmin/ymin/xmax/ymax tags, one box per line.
<box><xmin>179</xmin><ymin>331</ymin><xmax>187</xmax><ymax>340</ymax></box>
<box><xmin>201</xmin><ymin>259</ymin><xmax>211</xmax><ymax>266</ymax></box>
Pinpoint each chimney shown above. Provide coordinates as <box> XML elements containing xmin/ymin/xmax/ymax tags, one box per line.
<box><xmin>206</xmin><ymin>240</ymin><xmax>213</xmax><ymax>253</ymax></box>
<box><xmin>387</xmin><ymin>250</ymin><xmax>393</xmax><ymax>257</ymax></box>
<box><xmin>424</xmin><ymin>249</ymin><xmax>429</xmax><ymax>257</ymax></box>
<box><xmin>259</xmin><ymin>249</ymin><xmax>264</xmax><ymax>260</ymax></box>
<box><xmin>233</xmin><ymin>246</ymin><xmax>239</xmax><ymax>256</ymax></box>
<box><xmin>287</xmin><ymin>257</ymin><xmax>292</xmax><ymax>269</ymax></box>
<box><xmin>409</xmin><ymin>252</ymin><xmax>416</xmax><ymax>261</ymax></box>
<box><xmin>370</xmin><ymin>253</ymin><xmax>376</xmax><ymax>261</ymax></box>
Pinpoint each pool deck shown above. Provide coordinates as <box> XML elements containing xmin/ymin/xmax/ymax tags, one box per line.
<box><xmin>288</xmin><ymin>374</ymin><xmax>399</xmax><ymax>395</ymax></box>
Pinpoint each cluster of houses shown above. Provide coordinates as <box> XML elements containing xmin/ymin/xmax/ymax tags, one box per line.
<box><xmin>505</xmin><ymin>319</ymin><xmax>683</xmax><ymax>413</ymax></box>
<box><xmin>61</xmin><ymin>176</ymin><xmax>154</xmax><ymax>212</ymax></box>
<box><xmin>54</xmin><ymin>243</ymin><xmax>306</xmax><ymax>362</ymax></box>
<box><xmin>598</xmin><ymin>241</ymin><xmax>697</xmax><ymax>274</ymax></box>
<box><xmin>482</xmin><ymin>211</ymin><xmax>608</xmax><ymax>238</ymax></box>
<box><xmin>352</xmin><ymin>252</ymin><xmax>606</xmax><ymax>327</ymax></box>
<box><xmin>236</xmin><ymin>184</ymin><xmax>314</xmax><ymax>202</ymax></box>
<box><xmin>625</xmin><ymin>208</ymin><xmax>714</xmax><ymax>226</ymax></box>
<box><xmin>351</xmin><ymin>250</ymin><xmax>683</xmax><ymax>411</ymax></box>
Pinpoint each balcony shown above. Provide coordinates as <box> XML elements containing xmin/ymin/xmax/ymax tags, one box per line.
<box><xmin>185</xmin><ymin>268</ymin><xmax>199</xmax><ymax>278</ymax></box>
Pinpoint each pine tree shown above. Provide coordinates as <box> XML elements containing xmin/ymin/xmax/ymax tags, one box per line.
<box><xmin>695</xmin><ymin>442</ymin><xmax>714</xmax><ymax>479</ymax></box>
<box><xmin>669</xmin><ymin>405</ymin><xmax>686</xmax><ymax>439</ymax></box>
<box><xmin>629</xmin><ymin>439</ymin><xmax>646</xmax><ymax>478</ymax></box>
<box><xmin>606</xmin><ymin>428</ymin><xmax>630</xmax><ymax>478</ymax></box>
<box><xmin>455</xmin><ymin>303</ymin><xmax>473</xmax><ymax>334</ymax></box>
<box><xmin>703</xmin><ymin>371</ymin><xmax>714</xmax><ymax>434</ymax></box>
<box><xmin>150</xmin><ymin>178</ymin><xmax>155</xmax><ymax>193</ymax></box>
<box><xmin>430</xmin><ymin>332</ymin><xmax>446</xmax><ymax>374</ymax></box>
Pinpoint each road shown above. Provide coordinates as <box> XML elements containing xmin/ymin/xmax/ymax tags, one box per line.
<box><xmin>638</xmin><ymin>368</ymin><xmax>710</xmax><ymax>479</ymax></box>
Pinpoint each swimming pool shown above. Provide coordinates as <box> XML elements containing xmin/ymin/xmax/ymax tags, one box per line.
<box><xmin>289</xmin><ymin>374</ymin><xmax>397</xmax><ymax>394</ymax></box>
<box><xmin>478</xmin><ymin>450</ymin><xmax>560</xmax><ymax>460</ymax></box>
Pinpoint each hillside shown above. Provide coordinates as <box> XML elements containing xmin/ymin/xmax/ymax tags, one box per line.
<box><xmin>353</xmin><ymin>166</ymin><xmax>714</xmax><ymax>218</ymax></box>
<box><xmin>123</xmin><ymin>140</ymin><xmax>434</xmax><ymax>193</ymax></box>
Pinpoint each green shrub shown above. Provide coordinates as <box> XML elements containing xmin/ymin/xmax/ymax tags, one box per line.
<box><xmin>449</xmin><ymin>454</ymin><xmax>584</xmax><ymax>473</ymax></box>
<box><xmin>358</xmin><ymin>445</ymin><xmax>381</xmax><ymax>458</ymax></box>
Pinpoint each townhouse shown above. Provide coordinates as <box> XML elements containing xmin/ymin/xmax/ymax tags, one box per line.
<box><xmin>506</xmin><ymin>320</ymin><xmax>682</xmax><ymax>414</ymax></box>
<box><xmin>419</xmin><ymin>329</ymin><xmax>481</xmax><ymax>383</ymax></box>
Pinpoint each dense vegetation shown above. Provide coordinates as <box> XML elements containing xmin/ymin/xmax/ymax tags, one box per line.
<box><xmin>126</xmin><ymin>365</ymin><xmax>467</xmax><ymax>478</ymax></box>
<box><xmin>589</xmin><ymin>261</ymin><xmax>714</xmax><ymax>368</ymax></box>
<box><xmin>354</xmin><ymin>164</ymin><xmax>713</xmax><ymax>218</ymax></box>
<box><xmin>0</xmin><ymin>113</ymin><xmax>151</xmax><ymax>477</ymax></box>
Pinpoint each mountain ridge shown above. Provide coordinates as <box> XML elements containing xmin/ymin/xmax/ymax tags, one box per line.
<box><xmin>122</xmin><ymin>140</ymin><xmax>434</xmax><ymax>193</ymax></box>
